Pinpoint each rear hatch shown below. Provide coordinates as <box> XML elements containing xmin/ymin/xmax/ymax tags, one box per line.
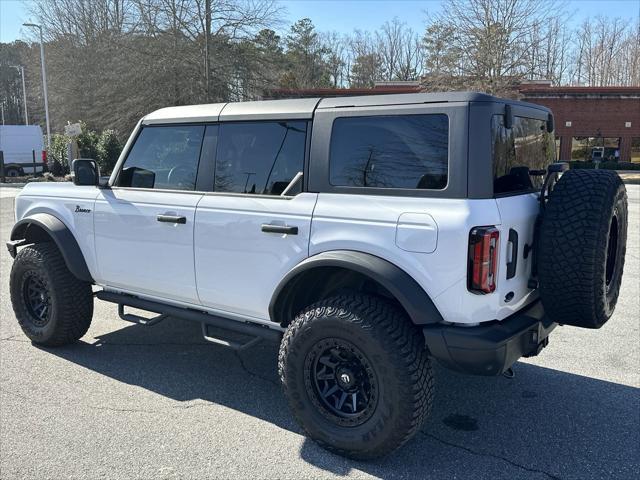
<box><xmin>491</xmin><ymin>113</ymin><xmax>555</xmax><ymax>317</ymax></box>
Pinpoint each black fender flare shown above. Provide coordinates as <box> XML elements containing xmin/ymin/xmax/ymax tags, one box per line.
<box><xmin>9</xmin><ymin>213</ymin><xmax>94</xmax><ymax>282</ymax></box>
<box><xmin>269</xmin><ymin>250</ymin><xmax>443</xmax><ymax>326</ymax></box>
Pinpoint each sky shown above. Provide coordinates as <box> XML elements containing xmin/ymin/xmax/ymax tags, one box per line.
<box><xmin>2</xmin><ymin>0</ymin><xmax>639</xmax><ymax>43</ymax></box>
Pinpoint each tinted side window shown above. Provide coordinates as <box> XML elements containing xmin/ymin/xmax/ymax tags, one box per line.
<box><xmin>492</xmin><ymin>115</ymin><xmax>555</xmax><ymax>195</ymax></box>
<box><xmin>215</xmin><ymin>121</ymin><xmax>306</xmax><ymax>195</ymax></box>
<box><xmin>329</xmin><ymin>114</ymin><xmax>448</xmax><ymax>190</ymax></box>
<box><xmin>117</xmin><ymin>125</ymin><xmax>204</xmax><ymax>190</ymax></box>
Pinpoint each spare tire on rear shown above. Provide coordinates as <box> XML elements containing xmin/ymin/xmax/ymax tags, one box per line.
<box><xmin>538</xmin><ymin>169</ymin><xmax>627</xmax><ymax>329</ymax></box>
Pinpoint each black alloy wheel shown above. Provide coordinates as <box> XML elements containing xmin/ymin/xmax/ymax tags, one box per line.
<box><xmin>22</xmin><ymin>271</ymin><xmax>52</xmax><ymax>327</ymax></box>
<box><xmin>306</xmin><ymin>338</ymin><xmax>378</xmax><ymax>427</ymax></box>
<box><xmin>279</xmin><ymin>294</ymin><xmax>434</xmax><ymax>459</ymax></box>
<box><xmin>10</xmin><ymin>243</ymin><xmax>94</xmax><ymax>346</ymax></box>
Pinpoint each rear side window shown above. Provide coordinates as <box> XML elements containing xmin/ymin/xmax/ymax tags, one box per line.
<box><xmin>215</xmin><ymin>121</ymin><xmax>306</xmax><ymax>195</ymax></box>
<box><xmin>117</xmin><ymin>125</ymin><xmax>204</xmax><ymax>190</ymax></box>
<box><xmin>492</xmin><ymin>115</ymin><xmax>555</xmax><ymax>195</ymax></box>
<box><xmin>329</xmin><ymin>114</ymin><xmax>448</xmax><ymax>190</ymax></box>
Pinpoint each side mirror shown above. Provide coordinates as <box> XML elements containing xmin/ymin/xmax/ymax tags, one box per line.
<box><xmin>72</xmin><ymin>158</ymin><xmax>100</xmax><ymax>186</ymax></box>
<box><xmin>504</xmin><ymin>104</ymin><xmax>513</xmax><ymax>129</ymax></box>
<box><xmin>546</xmin><ymin>113</ymin><xmax>555</xmax><ymax>133</ymax></box>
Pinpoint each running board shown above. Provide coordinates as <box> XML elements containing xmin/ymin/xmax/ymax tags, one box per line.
<box><xmin>118</xmin><ymin>304</ymin><xmax>167</xmax><ymax>326</ymax></box>
<box><xmin>96</xmin><ymin>291</ymin><xmax>282</xmax><ymax>349</ymax></box>
<box><xmin>201</xmin><ymin>323</ymin><xmax>263</xmax><ymax>351</ymax></box>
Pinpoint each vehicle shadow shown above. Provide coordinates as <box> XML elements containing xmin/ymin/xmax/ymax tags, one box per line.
<box><xmin>46</xmin><ymin>316</ymin><xmax>639</xmax><ymax>480</ymax></box>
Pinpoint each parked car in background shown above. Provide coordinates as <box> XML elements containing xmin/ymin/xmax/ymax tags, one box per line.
<box><xmin>0</xmin><ymin>125</ymin><xmax>48</xmax><ymax>177</ymax></box>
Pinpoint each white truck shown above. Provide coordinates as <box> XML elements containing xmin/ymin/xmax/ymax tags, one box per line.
<box><xmin>0</xmin><ymin>125</ymin><xmax>48</xmax><ymax>176</ymax></box>
<box><xmin>7</xmin><ymin>93</ymin><xmax>628</xmax><ymax>459</ymax></box>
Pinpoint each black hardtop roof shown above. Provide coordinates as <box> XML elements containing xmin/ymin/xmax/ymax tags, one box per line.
<box><xmin>316</xmin><ymin>91</ymin><xmax>552</xmax><ymax>112</ymax></box>
<box><xmin>143</xmin><ymin>91</ymin><xmax>550</xmax><ymax>124</ymax></box>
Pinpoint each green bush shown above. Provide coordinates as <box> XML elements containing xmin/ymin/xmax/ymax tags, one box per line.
<box><xmin>569</xmin><ymin>160</ymin><xmax>640</xmax><ymax>171</ymax></box>
<box><xmin>44</xmin><ymin>123</ymin><xmax>124</xmax><ymax>176</ymax></box>
<box><xmin>48</xmin><ymin>134</ymin><xmax>69</xmax><ymax>175</ymax></box>
<box><xmin>571</xmin><ymin>148</ymin><xmax>589</xmax><ymax>160</ymax></box>
<box><xmin>598</xmin><ymin>161</ymin><xmax>618</xmax><ymax>170</ymax></box>
<box><xmin>569</xmin><ymin>161</ymin><xmax>595</xmax><ymax>169</ymax></box>
<box><xmin>602</xmin><ymin>161</ymin><xmax>640</xmax><ymax>171</ymax></box>
<box><xmin>76</xmin><ymin>121</ymin><xmax>100</xmax><ymax>161</ymax></box>
<box><xmin>97</xmin><ymin>129</ymin><xmax>123</xmax><ymax>174</ymax></box>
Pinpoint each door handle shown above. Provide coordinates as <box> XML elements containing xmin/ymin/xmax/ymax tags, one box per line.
<box><xmin>157</xmin><ymin>214</ymin><xmax>187</xmax><ymax>224</ymax></box>
<box><xmin>261</xmin><ymin>224</ymin><xmax>298</xmax><ymax>235</ymax></box>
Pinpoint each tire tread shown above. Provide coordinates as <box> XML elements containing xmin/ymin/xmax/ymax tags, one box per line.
<box><xmin>538</xmin><ymin>169</ymin><xmax>627</xmax><ymax>328</ymax></box>
<box><xmin>278</xmin><ymin>293</ymin><xmax>433</xmax><ymax>459</ymax></box>
<box><xmin>10</xmin><ymin>243</ymin><xmax>93</xmax><ymax>346</ymax></box>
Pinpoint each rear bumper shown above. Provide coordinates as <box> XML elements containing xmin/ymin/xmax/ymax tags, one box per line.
<box><xmin>423</xmin><ymin>300</ymin><xmax>556</xmax><ymax>376</ymax></box>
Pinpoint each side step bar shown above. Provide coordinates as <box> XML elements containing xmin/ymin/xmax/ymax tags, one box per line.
<box><xmin>118</xmin><ymin>304</ymin><xmax>167</xmax><ymax>326</ymax></box>
<box><xmin>96</xmin><ymin>291</ymin><xmax>282</xmax><ymax>349</ymax></box>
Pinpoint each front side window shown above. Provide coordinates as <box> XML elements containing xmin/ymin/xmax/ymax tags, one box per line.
<box><xmin>492</xmin><ymin>115</ymin><xmax>555</xmax><ymax>195</ymax></box>
<box><xmin>329</xmin><ymin>114</ymin><xmax>449</xmax><ymax>190</ymax></box>
<box><xmin>215</xmin><ymin>121</ymin><xmax>306</xmax><ymax>195</ymax></box>
<box><xmin>117</xmin><ymin>125</ymin><xmax>204</xmax><ymax>190</ymax></box>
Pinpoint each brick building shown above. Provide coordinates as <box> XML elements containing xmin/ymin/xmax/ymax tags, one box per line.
<box><xmin>268</xmin><ymin>81</ymin><xmax>640</xmax><ymax>162</ymax></box>
<box><xmin>519</xmin><ymin>82</ymin><xmax>640</xmax><ymax>162</ymax></box>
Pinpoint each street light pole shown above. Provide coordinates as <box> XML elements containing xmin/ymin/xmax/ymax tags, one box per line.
<box><xmin>19</xmin><ymin>66</ymin><xmax>28</xmax><ymax>125</ymax></box>
<box><xmin>10</xmin><ymin>65</ymin><xmax>28</xmax><ymax>125</ymax></box>
<box><xmin>23</xmin><ymin>23</ymin><xmax>50</xmax><ymax>149</ymax></box>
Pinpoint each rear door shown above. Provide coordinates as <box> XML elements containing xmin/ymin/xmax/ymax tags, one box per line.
<box><xmin>491</xmin><ymin>111</ymin><xmax>556</xmax><ymax>314</ymax></box>
<box><xmin>94</xmin><ymin>124</ymin><xmax>207</xmax><ymax>304</ymax></box>
<box><xmin>194</xmin><ymin>120</ymin><xmax>316</xmax><ymax>322</ymax></box>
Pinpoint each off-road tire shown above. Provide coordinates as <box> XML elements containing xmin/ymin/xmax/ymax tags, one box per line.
<box><xmin>10</xmin><ymin>243</ymin><xmax>93</xmax><ymax>346</ymax></box>
<box><xmin>278</xmin><ymin>294</ymin><xmax>433</xmax><ymax>460</ymax></box>
<box><xmin>538</xmin><ymin>169</ymin><xmax>627</xmax><ymax>328</ymax></box>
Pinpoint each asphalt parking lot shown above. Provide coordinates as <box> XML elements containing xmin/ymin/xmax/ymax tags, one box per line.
<box><xmin>0</xmin><ymin>185</ymin><xmax>638</xmax><ymax>480</ymax></box>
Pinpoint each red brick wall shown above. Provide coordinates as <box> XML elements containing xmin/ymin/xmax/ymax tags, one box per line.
<box><xmin>270</xmin><ymin>84</ymin><xmax>640</xmax><ymax>162</ymax></box>
<box><xmin>520</xmin><ymin>92</ymin><xmax>640</xmax><ymax>162</ymax></box>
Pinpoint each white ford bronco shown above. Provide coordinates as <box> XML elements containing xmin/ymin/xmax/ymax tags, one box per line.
<box><xmin>8</xmin><ymin>93</ymin><xmax>628</xmax><ymax>459</ymax></box>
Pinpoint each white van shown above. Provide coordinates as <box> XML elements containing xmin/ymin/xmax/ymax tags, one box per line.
<box><xmin>0</xmin><ymin>125</ymin><xmax>48</xmax><ymax>177</ymax></box>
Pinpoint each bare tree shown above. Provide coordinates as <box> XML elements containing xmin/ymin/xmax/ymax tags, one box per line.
<box><xmin>322</xmin><ymin>31</ymin><xmax>349</xmax><ymax>87</ymax></box>
<box><xmin>374</xmin><ymin>18</ymin><xmax>423</xmax><ymax>81</ymax></box>
<box><xmin>572</xmin><ymin>16</ymin><xmax>638</xmax><ymax>86</ymax></box>
<box><xmin>395</xmin><ymin>24</ymin><xmax>424</xmax><ymax>81</ymax></box>
<box><xmin>347</xmin><ymin>29</ymin><xmax>383</xmax><ymax>87</ymax></box>
<box><xmin>6</xmin><ymin>0</ymin><xmax>637</xmax><ymax>141</ymax></box>
<box><xmin>424</xmin><ymin>0</ymin><xmax>563</xmax><ymax>93</ymax></box>
<box><xmin>26</xmin><ymin>0</ymin><xmax>281</xmax><ymax>134</ymax></box>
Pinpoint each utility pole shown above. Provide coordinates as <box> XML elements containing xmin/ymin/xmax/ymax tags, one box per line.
<box><xmin>10</xmin><ymin>65</ymin><xmax>28</xmax><ymax>125</ymax></box>
<box><xmin>23</xmin><ymin>23</ymin><xmax>50</xmax><ymax>149</ymax></box>
<box><xmin>19</xmin><ymin>66</ymin><xmax>28</xmax><ymax>125</ymax></box>
<box><xmin>205</xmin><ymin>0</ymin><xmax>211</xmax><ymax>102</ymax></box>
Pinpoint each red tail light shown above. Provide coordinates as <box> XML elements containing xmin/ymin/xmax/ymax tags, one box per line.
<box><xmin>42</xmin><ymin>150</ymin><xmax>48</xmax><ymax>164</ymax></box>
<box><xmin>468</xmin><ymin>226</ymin><xmax>499</xmax><ymax>294</ymax></box>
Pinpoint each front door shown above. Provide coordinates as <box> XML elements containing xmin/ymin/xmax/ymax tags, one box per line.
<box><xmin>94</xmin><ymin>124</ymin><xmax>206</xmax><ymax>304</ymax></box>
<box><xmin>194</xmin><ymin>120</ymin><xmax>316</xmax><ymax>322</ymax></box>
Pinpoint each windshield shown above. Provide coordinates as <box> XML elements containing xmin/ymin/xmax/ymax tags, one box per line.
<box><xmin>492</xmin><ymin>115</ymin><xmax>555</xmax><ymax>195</ymax></box>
